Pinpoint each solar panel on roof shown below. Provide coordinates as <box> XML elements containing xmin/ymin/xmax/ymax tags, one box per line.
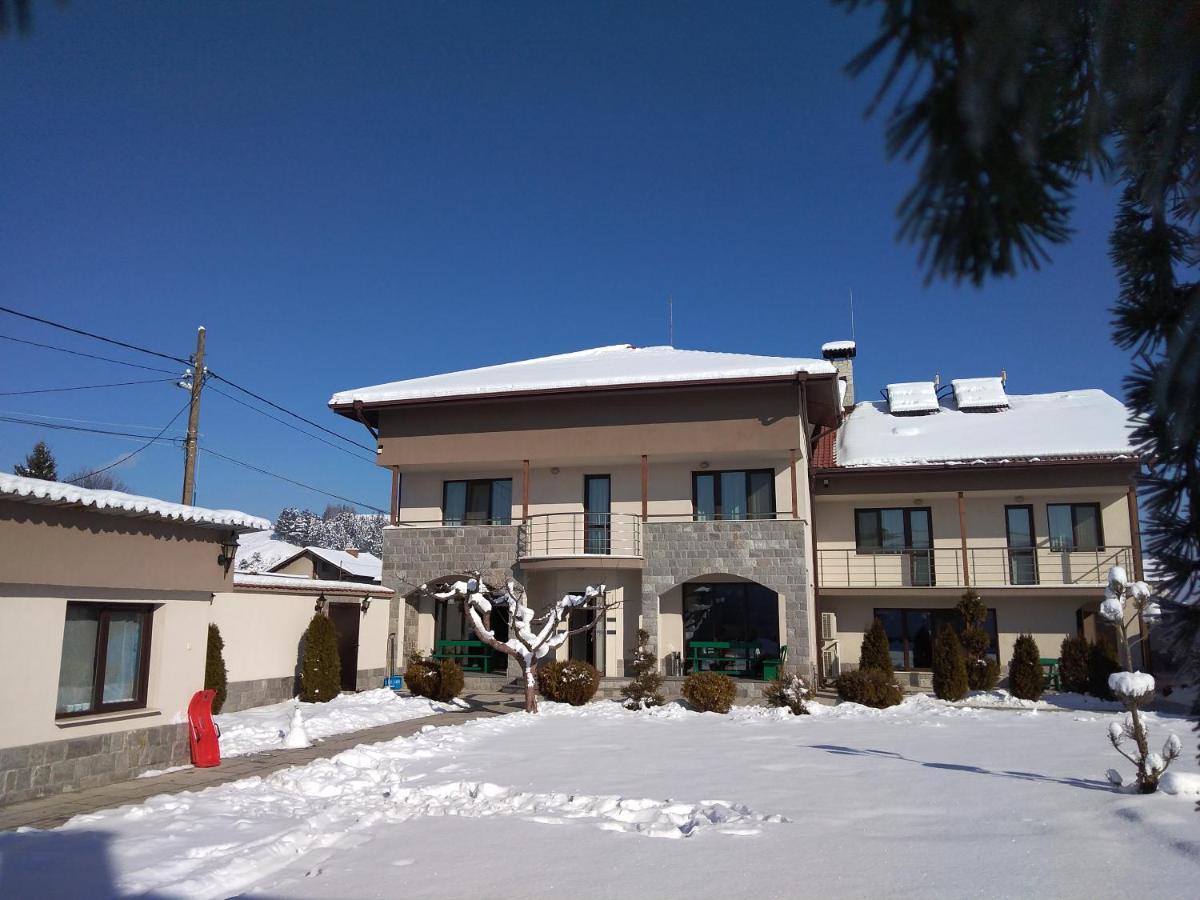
<box><xmin>952</xmin><ymin>377</ymin><xmax>1009</xmax><ymax>410</ymax></box>
<box><xmin>886</xmin><ymin>382</ymin><xmax>939</xmax><ymax>414</ymax></box>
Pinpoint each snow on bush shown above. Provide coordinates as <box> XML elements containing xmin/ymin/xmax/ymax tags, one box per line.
<box><xmin>1108</xmin><ymin>671</ymin><xmax>1155</xmax><ymax>701</ymax></box>
<box><xmin>762</xmin><ymin>673</ymin><xmax>813</xmax><ymax>715</ymax></box>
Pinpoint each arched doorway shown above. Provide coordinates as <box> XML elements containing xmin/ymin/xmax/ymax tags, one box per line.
<box><xmin>681</xmin><ymin>579</ymin><xmax>780</xmax><ymax>679</ymax></box>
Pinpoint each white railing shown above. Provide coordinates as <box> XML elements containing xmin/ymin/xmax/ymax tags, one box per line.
<box><xmin>518</xmin><ymin>512</ymin><xmax>642</xmax><ymax>558</ymax></box>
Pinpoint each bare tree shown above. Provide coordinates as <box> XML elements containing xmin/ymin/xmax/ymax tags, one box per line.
<box><xmin>66</xmin><ymin>469</ymin><xmax>130</xmax><ymax>492</ymax></box>
<box><xmin>424</xmin><ymin>574</ymin><xmax>618</xmax><ymax>713</ymax></box>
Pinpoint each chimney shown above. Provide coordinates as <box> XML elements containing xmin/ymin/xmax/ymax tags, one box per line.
<box><xmin>821</xmin><ymin>340</ymin><xmax>856</xmax><ymax>409</ymax></box>
<box><xmin>344</xmin><ymin>547</ymin><xmax>359</xmax><ymax>558</ymax></box>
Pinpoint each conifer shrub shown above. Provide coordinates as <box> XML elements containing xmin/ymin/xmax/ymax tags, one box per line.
<box><xmin>957</xmin><ymin>590</ymin><xmax>1000</xmax><ymax>690</ymax></box>
<box><xmin>1008</xmin><ymin>633</ymin><xmax>1044</xmax><ymax>701</ymax></box>
<box><xmin>300</xmin><ymin>613</ymin><xmax>342</xmax><ymax>702</ymax></box>
<box><xmin>537</xmin><ymin>659</ymin><xmax>600</xmax><ymax>705</ymax></box>
<box><xmin>404</xmin><ymin>656</ymin><xmax>465</xmax><ymax>702</ymax></box>
<box><xmin>762</xmin><ymin>673</ymin><xmax>813</xmax><ymax>715</ymax></box>
<box><xmin>1058</xmin><ymin>635</ymin><xmax>1090</xmax><ymax>694</ymax></box>
<box><xmin>204</xmin><ymin>623</ymin><xmax>228</xmax><ymax>714</ymax></box>
<box><xmin>1087</xmin><ymin>636</ymin><xmax>1121</xmax><ymax>700</ymax></box>
<box><xmin>681</xmin><ymin>672</ymin><xmax>737</xmax><ymax>713</ymax></box>
<box><xmin>859</xmin><ymin>617</ymin><xmax>894</xmax><ymax>678</ymax></box>
<box><xmin>931</xmin><ymin>624</ymin><xmax>969</xmax><ymax>701</ymax></box>
<box><xmin>835</xmin><ymin>668</ymin><xmax>903</xmax><ymax>708</ymax></box>
<box><xmin>621</xmin><ymin>629</ymin><xmax>665</xmax><ymax>709</ymax></box>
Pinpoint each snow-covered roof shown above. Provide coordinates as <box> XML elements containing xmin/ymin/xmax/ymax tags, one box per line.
<box><xmin>235</xmin><ymin>529</ymin><xmax>301</xmax><ymax>573</ymax></box>
<box><xmin>232</xmin><ymin>572</ymin><xmax>393</xmax><ymax>596</ymax></box>
<box><xmin>834</xmin><ymin>389</ymin><xmax>1137</xmax><ymax>468</ymax></box>
<box><xmin>0</xmin><ymin>473</ymin><xmax>269</xmax><ymax>532</ymax></box>
<box><xmin>330</xmin><ymin>344</ymin><xmax>836</xmax><ymax>406</ymax></box>
<box><xmin>277</xmin><ymin>546</ymin><xmax>383</xmax><ymax>582</ymax></box>
<box><xmin>886</xmin><ymin>381</ymin><xmax>940</xmax><ymax>414</ymax></box>
<box><xmin>952</xmin><ymin>377</ymin><xmax>1009</xmax><ymax>410</ymax></box>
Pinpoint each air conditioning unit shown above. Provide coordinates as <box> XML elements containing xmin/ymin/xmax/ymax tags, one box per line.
<box><xmin>822</xmin><ymin>644</ymin><xmax>840</xmax><ymax>679</ymax></box>
<box><xmin>820</xmin><ymin>611</ymin><xmax>837</xmax><ymax>642</ymax></box>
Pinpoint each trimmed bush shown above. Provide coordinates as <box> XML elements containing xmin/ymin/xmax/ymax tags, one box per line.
<box><xmin>931</xmin><ymin>625</ymin><xmax>969</xmax><ymax>702</ymax></box>
<box><xmin>763</xmin><ymin>673</ymin><xmax>813</xmax><ymax>715</ymax></box>
<box><xmin>682</xmin><ymin>672</ymin><xmax>737</xmax><ymax>713</ymax></box>
<box><xmin>537</xmin><ymin>659</ymin><xmax>600</xmax><ymax>705</ymax></box>
<box><xmin>958</xmin><ymin>589</ymin><xmax>1000</xmax><ymax>691</ymax></box>
<box><xmin>1087</xmin><ymin>636</ymin><xmax>1121</xmax><ymax>700</ymax></box>
<box><xmin>836</xmin><ymin>668</ymin><xmax>903</xmax><ymax>708</ymax></box>
<box><xmin>405</xmin><ymin>656</ymin><xmax>465</xmax><ymax>702</ymax></box>
<box><xmin>204</xmin><ymin>623</ymin><xmax>228</xmax><ymax>714</ymax></box>
<box><xmin>859</xmin><ymin>617</ymin><xmax>894</xmax><ymax>678</ymax></box>
<box><xmin>621</xmin><ymin>628</ymin><xmax>665</xmax><ymax>709</ymax></box>
<box><xmin>1009</xmin><ymin>633</ymin><xmax>1044</xmax><ymax>701</ymax></box>
<box><xmin>300</xmin><ymin>613</ymin><xmax>342</xmax><ymax>703</ymax></box>
<box><xmin>1059</xmin><ymin>635</ymin><xmax>1090</xmax><ymax>694</ymax></box>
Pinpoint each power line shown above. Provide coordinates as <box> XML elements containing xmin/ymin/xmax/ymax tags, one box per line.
<box><xmin>0</xmin><ymin>377</ymin><xmax>176</xmax><ymax>397</ymax></box>
<box><xmin>0</xmin><ymin>305</ymin><xmax>189</xmax><ymax>366</ymax></box>
<box><xmin>65</xmin><ymin>400</ymin><xmax>192</xmax><ymax>486</ymax></box>
<box><xmin>0</xmin><ymin>413</ymin><xmax>185</xmax><ymax>443</ymax></box>
<box><xmin>198</xmin><ymin>445</ymin><xmax>387</xmax><ymax>513</ymax></box>
<box><xmin>206</xmin><ymin>383</ymin><xmax>377</xmax><ymax>464</ymax></box>
<box><xmin>0</xmin><ymin>334</ymin><xmax>180</xmax><ymax>374</ymax></box>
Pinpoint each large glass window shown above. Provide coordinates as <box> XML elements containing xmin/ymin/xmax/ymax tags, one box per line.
<box><xmin>442</xmin><ymin>478</ymin><xmax>513</xmax><ymax>525</ymax></box>
<box><xmin>1047</xmin><ymin>503</ymin><xmax>1103</xmax><ymax>551</ymax></box>
<box><xmin>692</xmin><ymin>469</ymin><xmax>775</xmax><ymax>521</ymax></box>
<box><xmin>56</xmin><ymin>603</ymin><xmax>153</xmax><ymax>717</ymax></box>
<box><xmin>683</xmin><ymin>582</ymin><xmax>780</xmax><ymax>678</ymax></box>
<box><xmin>1005</xmin><ymin>504</ymin><xmax>1038</xmax><ymax>584</ymax></box>
<box><xmin>855</xmin><ymin>507</ymin><xmax>935</xmax><ymax>586</ymax></box>
<box><xmin>874</xmin><ymin>607</ymin><xmax>999</xmax><ymax>670</ymax></box>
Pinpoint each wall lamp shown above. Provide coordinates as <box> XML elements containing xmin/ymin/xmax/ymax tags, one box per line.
<box><xmin>315</xmin><ymin>593</ymin><xmax>327</xmax><ymax>613</ymax></box>
<box><xmin>360</xmin><ymin>596</ymin><xmax>372</xmax><ymax>613</ymax></box>
<box><xmin>217</xmin><ymin>532</ymin><xmax>238</xmax><ymax>573</ymax></box>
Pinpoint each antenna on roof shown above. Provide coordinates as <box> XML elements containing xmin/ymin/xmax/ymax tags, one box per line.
<box><xmin>668</xmin><ymin>295</ymin><xmax>674</xmax><ymax>347</ymax></box>
<box><xmin>1000</xmin><ymin>368</ymin><xmax>1008</xmax><ymax>386</ymax></box>
<box><xmin>849</xmin><ymin>289</ymin><xmax>856</xmax><ymax>342</ymax></box>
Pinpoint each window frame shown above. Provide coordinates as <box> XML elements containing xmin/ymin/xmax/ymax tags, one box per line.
<box><xmin>441</xmin><ymin>478</ymin><xmax>513</xmax><ymax>526</ymax></box>
<box><xmin>1045</xmin><ymin>502</ymin><xmax>1104</xmax><ymax>552</ymax></box>
<box><xmin>873</xmin><ymin>606</ymin><xmax>999</xmax><ymax>671</ymax></box>
<box><xmin>853</xmin><ymin>507</ymin><xmax>933</xmax><ymax>553</ymax></box>
<box><xmin>1004</xmin><ymin>503</ymin><xmax>1038</xmax><ymax>585</ymax></box>
<box><xmin>690</xmin><ymin>468</ymin><xmax>777</xmax><ymax>521</ymax></box>
<box><xmin>55</xmin><ymin>602</ymin><xmax>154</xmax><ymax>720</ymax></box>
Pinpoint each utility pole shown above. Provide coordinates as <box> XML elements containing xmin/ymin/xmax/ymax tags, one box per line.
<box><xmin>181</xmin><ymin>326</ymin><xmax>206</xmax><ymax>505</ymax></box>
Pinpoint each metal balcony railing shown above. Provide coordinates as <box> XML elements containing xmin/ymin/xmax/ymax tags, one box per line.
<box><xmin>518</xmin><ymin>512</ymin><xmax>642</xmax><ymax>559</ymax></box>
<box><xmin>816</xmin><ymin>545</ymin><xmax>1133</xmax><ymax>589</ymax></box>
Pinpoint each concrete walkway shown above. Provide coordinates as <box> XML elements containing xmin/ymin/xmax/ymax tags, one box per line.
<box><xmin>0</xmin><ymin>692</ymin><xmax>523</xmax><ymax>833</ymax></box>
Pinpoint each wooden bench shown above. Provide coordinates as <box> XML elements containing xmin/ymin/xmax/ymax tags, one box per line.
<box><xmin>688</xmin><ymin>641</ymin><xmax>760</xmax><ymax>678</ymax></box>
<box><xmin>1039</xmin><ymin>657</ymin><xmax>1061</xmax><ymax>691</ymax></box>
<box><xmin>432</xmin><ymin>639</ymin><xmax>492</xmax><ymax>673</ymax></box>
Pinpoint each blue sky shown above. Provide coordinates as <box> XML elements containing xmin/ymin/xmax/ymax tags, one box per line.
<box><xmin>0</xmin><ymin>1</ymin><xmax>1128</xmax><ymax>519</ymax></box>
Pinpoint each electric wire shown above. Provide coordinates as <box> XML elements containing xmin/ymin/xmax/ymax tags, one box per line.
<box><xmin>0</xmin><ymin>377</ymin><xmax>176</xmax><ymax>397</ymax></box>
<box><xmin>0</xmin><ymin>305</ymin><xmax>189</xmax><ymax>366</ymax></box>
<box><xmin>197</xmin><ymin>445</ymin><xmax>386</xmax><ymax>513</ymax></box>
<box><xmin>0</xmin><ymin>333</ymin><xmax>179</xmax><ymax>374</ymax></box>
<box><xmin>64</xmin><ymin>401</ymin><xmax>192</xmax><ymax>485</ymax></box>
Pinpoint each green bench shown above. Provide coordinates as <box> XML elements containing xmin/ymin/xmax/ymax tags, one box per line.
<box><xmin>432</xmin><ymin>639</ymin><xmax>492</xmax><ymax>673</ymax></box>
<box><xmin>762</xmin><ymin>646</ymin><xmax>787</xmax><ymax>681</ymax></box>
<box><xmin>1039</xmin><ymin>657</ymin><xmax>1061</xmax><ymax>691</ymax></box>
<box><xmin>689</xmin><ymin>641</ymin><xmax>774</xmax><ymax>679</ymax></box>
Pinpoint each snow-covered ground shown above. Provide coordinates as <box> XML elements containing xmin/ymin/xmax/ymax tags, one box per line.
<box><xmin>1</xmin><ymin>698</ymin><xmax>1196</xmax><ymax>899</ymax></box>
<box><xmin>214</xmin><ymin>689</ymin><xmax>455</xmax><ymax>757</ymax></box>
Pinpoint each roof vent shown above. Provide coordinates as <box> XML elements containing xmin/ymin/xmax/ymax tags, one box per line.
<box><xmin>886</xmin><ymin>381</ymin><xmax>939</xmax><ymax>415</ymax></box>
<box><xmin>952</xmin><ymin>377</ymin><xmax>1009</xmax><ymax>411</ymax></box>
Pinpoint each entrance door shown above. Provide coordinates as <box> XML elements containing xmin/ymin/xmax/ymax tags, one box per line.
<box><xmin>1005</xmin><ymin>505</ymin><xmax>1037</xmax><ymax>585</ymax></box>
<box><xmin>568</xmin><ymin>607</ymin><xmax>596</xmax><ymax>665</ymax></box>
<box><xmin>328</xmin><ymin>603</ymin><xmax>361</xmax><ymax>692</ymax></box>
<box><xmin>584</xmin><ymin>475</ymin><xmax>611</xmax><ymax>554</ymax></box>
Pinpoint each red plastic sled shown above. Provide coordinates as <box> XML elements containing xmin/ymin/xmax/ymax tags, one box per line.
<box><xmin>187</xmin><ymin>689</ymin><xmax>221</xmax><ymax>768</ymax></box>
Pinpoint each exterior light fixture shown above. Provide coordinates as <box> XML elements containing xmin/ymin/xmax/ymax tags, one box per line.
<box><xmin>217</xmin><ymin>532</ymin><xmax>238</xmax><ymax>572</ymax></box>
<box><xmin>360</xmin><ymin>596</ymin><xmax>371</xmax><ymax>614</ymax></box>
<box><xmin>315</xmin><ymin>593</ymin><xmax>327</xmax><ymax>613</ymax></box>
<box><xmin>551</xmin><ymin>467</ymin><xmax>560</xmax><ymax>475</ymax></box>
<box><xmin>699</xmin><ymin>461</ymin><xmax>710</xmax><ymax>470</ymax></box>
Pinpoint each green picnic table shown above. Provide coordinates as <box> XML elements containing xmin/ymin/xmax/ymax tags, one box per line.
<box><xmin>689</xmin><ymin>641</ymin><xmax>762</xmax><ymax>678</ymax></box>
<box><xmin>1039</xmin><ymin>657</ymin><xmax>1061</xmax><ymax>691</ymax></box>
<box><xmin>433</xmin><ymin>639</ymin><xmax>492</xmax><ymax>673</ymax></box>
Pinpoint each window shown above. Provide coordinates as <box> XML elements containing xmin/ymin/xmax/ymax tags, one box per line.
<box><xmin>1046</xmin><ymin>503</ymin><xmax>1103</xmax><ymax>551</ymax></box>
<box><xmin>683</xmin><ymin>582</ymin><xmax>780</xmax><ymax>678</ymax></box>
<box><xmin>874</xmin><ymin>607</ymin><xmax>998</xmax><ymax>670</ymax></box>
<box><xmin>442</xmin><ymin>478</ymin><xmax>512</xmax><ymax>525</ymax></box>
<box><xmin>692</xmin><ymin>469</ymin><xmax>775</xmax><ymax>521</ymax></box>
<box><xmin>1005</xmin><ymin>504</ymin><xmax>1037</xmax><ymax>585</ymax></box>
<box><xmin>56</xmin><ymin>603</ymin><xmax>153</xmax><ymax>718</ymax></box>
<box><xmin>855</xmin><ymin>507</ymin><xmax>934</xmax><ymax>586</ymax></box>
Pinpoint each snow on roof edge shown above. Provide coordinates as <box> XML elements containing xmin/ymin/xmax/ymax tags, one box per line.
<box><xmin>232</xmin><ymin>572</ymin><xmax>394</xmax><ymax>595</ymax></box>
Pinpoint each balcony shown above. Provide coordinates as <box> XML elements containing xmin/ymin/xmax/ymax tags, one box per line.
<box><xmin>518</xmin><ymin>512</ymin><xmax>643</xmax><ymax>566</ymax></box>
<box><xmin>816</xmin><ymin>545</ymin><xmax>1133</xmax><ymax>590</ymax></box>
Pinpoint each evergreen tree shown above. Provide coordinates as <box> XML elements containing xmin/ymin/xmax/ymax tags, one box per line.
<box><xmin>14</xmin><ymin>440</ymin><xmax>57</xmax><ymax>480</ymax></box>
<box><xmin>931</xmin><ymin>625</ymin><xmax>969</xmax><ymax>702</ymax></box>
<box><xmin>1059</xmin><ymin>635</ymin><xmax>1091</xmax><ymax>695</ymax></box>
<box><xmin>300</xmin><ymin>613</ymin><xmax>342</xmax><ymax>703</ymax></box>
<box><xmin>1009</xmin><ymin>633</ymin><xmax>1045</xmax><ymax>701</ymax></box>
<box><xmin>1088</xmin><ymin>636</ymin><xmax>1122</xmax><ymax>700</ymax></box>
<box><xmin>205</xmin><ymin>623</ymin><xmax>228</xmax><ymax>714</ymax></box>
<box><xmin>957</xmin><ymin>590</ymin><xmax>999</xmax><ymax>691</ymax></box>
<box><xmin>859</xmin><ymin>617</ymin><xmax>894</xmax><ymax>678</ymax></box>
<box><xmin>621</xmin><ymin>629</ymin><xmax>665</xmax><ymax>709</ymax></box>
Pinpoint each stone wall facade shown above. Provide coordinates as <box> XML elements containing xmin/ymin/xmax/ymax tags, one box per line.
<box><xmin>223</xmin><ymin>675</ymin><xmax>297</xmax><ymax>713</ymax></box>
<box><xmin>641</xmin><ymin>519</ymin><xmax>813</xmax><ymax>677</ymax></box>
<box><xmin>0</xmin><ymin>721</ymin><xmax>189</xmax><ymax>807</ymax></box>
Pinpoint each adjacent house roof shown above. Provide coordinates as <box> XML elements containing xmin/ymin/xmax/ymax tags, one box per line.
<box><xmin>235</xmin><ymin>529</ymin><xmax>301</xmax><ymax>572</ymax></box>
<box><xmin>827</xmin><ymin>389</ymin><xmax>1137</xmax><ymax>469</ymax></box>
<box><xmin>271</xmin><ymin>546</ymin><xmax>383</xmax><ymax>583</ymax></box>
<box><xmin>0</xmin><ymin>473</ymin><xmax>269</xmax><ymax>532</ymax></box>
<box><xmin>232</xmin><ymin>572</ymin><xmax>393</xmax><ymax>596</ymax></box>
<box><xmin>329</xmin><ymin>344</ymin><xmax>837</xmax><ymax>408</ymax></box>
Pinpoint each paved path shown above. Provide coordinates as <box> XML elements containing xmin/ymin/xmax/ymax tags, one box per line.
<box><xmin>0</xmin><ymin>693</ymin><xmax>523</xmax><ymax>832</ymax></box>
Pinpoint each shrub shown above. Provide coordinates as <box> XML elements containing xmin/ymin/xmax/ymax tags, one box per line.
<box><xmin>763</xmin><ymin>673</ymin><xmax>813</xmax><ymax>715</ymax></box>
<box><xmin>957</xmin><ymin>590</ymin><xmax>1000</xmax><ymax>691</ymax></box>
<box><xmin>1087</xmin><ymin>636</ymin><xmax>1121</xmax><ymax>700</ymax></box>
<box><xmin>1009</xmin><ymin>633</ymin><xmax>1044</xmax><ymax>701</ymax></box>
<box><xmin>537</xmin><ymin>659</ymin><xmax>600</xmax><ymax>705</ymax></box>
<box><xmin>300</xmin><ymin>613</ymin><xmax>342</xmax><ymax>703</ymax></box>
<box><xmin>404</xmin><ymin>656</ymin><xmax>465</xmax><ymax>702</ymax></box>
<box><xmin>621</xmin><ymin>629</ymin><xmax>665</xmax><ymax>709</ymax></box>
<box><xmin>204</xmin><ymin>623</ymin><xmax>228</xmax><ymax>714</ymax></box>
<box><xmin>682</xmin><ymin>672</ymin><xmax>737</xmax><ymax>713</ymax></box>
<box><xmin>1059</xmin><ymin>635</ymin><xmax>1090</xmax><ymax>694</ymax></box>
<box><xmin>859</xmin><ymin>617</ymin><xmax>894</xmax><ymax>678</ymax></box>
<box><xmin>931</xmin><ymin>625</ymin><xmax>969</xmax><ymax>701</ymax></box>
<box><xmin>836</xmin><ymin>668</ymin><xmax>903</xmax><ymax>708</ymax></box>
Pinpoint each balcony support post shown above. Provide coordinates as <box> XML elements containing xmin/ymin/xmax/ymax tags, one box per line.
<box><xmin>389</xmin><ymin>466</ymin><xmax>400</xmax><ymax>526</ymax></box>
<box><xmin>522</xmin><ymin>459</ymin><xmax>530</xmax><ymax>522</ymax></box>
<box><xmin>641</xmin><ymin>454</ymin><xmax>648</xmax><ymax>522</ymax></box>
<box><xmin>957</xmin><ymin>491</ymin><xmax>970</xmax><ymax>587</ymax></box>
<box><xmin>789</xmin><ymin>449</ymin><xmax>799</xmax><ymax>519</ymax></box>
